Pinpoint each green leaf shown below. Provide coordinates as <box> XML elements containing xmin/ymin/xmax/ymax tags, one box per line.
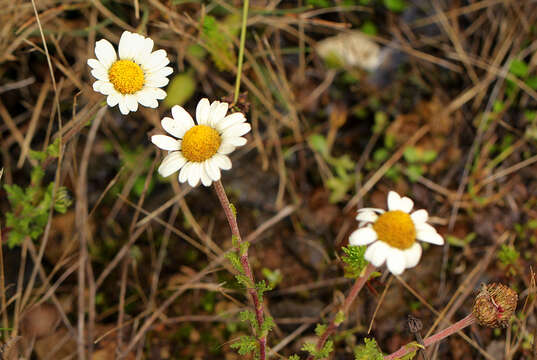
<box><xmin>510</xmin><ymin>59</ymin><xmax>529</xmax><ymax>78</ymax></box>
<box><xmin>262</xmin><ymin>267</ymin><xmax>282</xmax><ymax>288</ymax></box>
<box><xmin>255</xmin><ymin>280</ymin><xmax>272</xmax><ymax>302</ymax></box>
<box><xmin>360</xmin><ymin>21</ymin><xmax>377</xmax><ymax>36</ymax></box>
<box><xmin>406</xmin><ymin>164</ymin><xmax>423</xmax><ymax>182</ymax></box>
<box><xmin>354</xmin><ymin>338</ymin><xmax>384</xmax><ymax>360</ymax></box>
<box><xmin>54</xmin><ymin>187</ymin><xmax>72</xmax><ymax>213</ymax></box>
<box><xmin>373</xmin><ymin>111</ymin><xmax>387</xmax><ymax>134</ymax></box>
<box><xmin>164</xmin><ymin>72</ymin><xmax>196</xmax><ymax>108</ymax></box>
<box><xmin>260</xmin><ymin>315</ymin><xmax>274</xmax><ymax>337</ymax></box>
<box><xmin>28</xmin><ymin>150</ymin><xmax>47</xmax><ymax>162</ymax></box>
<box><xmin>46</xmin><ymin>138</ymin><xmax>61</xmax><ymax>158</ymax></box>
<box><xmin>225</xmin><ymin>251</ymin><xmax>244</xmax><ymax>274</ymax></box>
<box><xmin>526</xmin><ymin>76</ymin><xmax>537</xmax><ymax>90</ymax></box>
<box><xmin>341</xmin><ymin>245</ymin><xmax>367</xmax><ymax>278</ymax></box>
<box><xmin>308</xmin><ymin>134</ymin><xmax>328</xmax><ymax>156</ymax></box>
<box><xmin>239</xmin><ymin>309</ymin><xmax>258</xmax><ymax>331</ymax></box>
<box><xmin>235</xmin><ymin>274</ymin><xmax>253</xmax><ymax>289</ymax></box>
<box><xmin>230</xmin><ymin>335</ymin><xmax>257</xmax><ymax>355</ymax></box>
<box><xmin>239</xmin><ymin>241</ymin><xmax>250</xmax><ymax>256</ymax></box>
<box><xmin>383</xmin><ymin>0</ymin><xmax>406</xmax><ymax>12</ymax></box>
<box><xmin>301</xmin><ymin>341</ymin><xmax>317</xmax><ymax>355</ymax></box>
<box><xmin>403</xmin><ymin>147</ymin><xmax>420</xmax><ymax>163</ymax></box>
<box><xmin>201</xmin><ymin>15</ymin><xmax>238</xmax><ymax>71</ymax></box>
<box><xmin>334</xmin><ymin>310</ymin><xmax>345</xmax><ymax>325</ymax></box>
<box><xmin>315</xmin><ymin>323</ymin><xmax>327</xmax><ymax>336</ymax></box>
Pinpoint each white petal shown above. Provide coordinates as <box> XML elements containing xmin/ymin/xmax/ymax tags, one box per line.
<box><xmin>118</xmin><ymin>97</ymin><xmax>129</xmax><ymax>115</ymax></box>
<box><xmin>106</xmin><ymin>94</ymin><xmax>120</xmax><ymax>107</ymax></box>
<box><xmin>209</xmin><ymin>101</ymin><xmax>229</xmax><ymax>127</ymax></box>
<box><xmin>158</xmin><ymin>152</ymin><xmax>187</xmax><ymax>177</ymax></box>
<box><xmin>91</xmin><ymin>68</ymin><xmax>108</xmax><ymax>81</ymax></box>
<box><xmin>204</xmin><ymin>159</ymin><xmax>221</xmax><ymax>181</ymax></box>
<box><xmin>223</xmin><ymin>136</ymin><xmax>247</xmax><ymax>147</ymax></box>
<box><xmin>398</xmin><ymin>196</ymin><xmax>414</xmax><ymax>213</ymax></box>
<box><xmin>178</xmin><ymin>162</ymin><xmax>192</xmax><ymax>183</ymax></box>
<box><xmin>137</xmin><ymin>88</ymin><xmax>158</xmax><ymax>108</ymax></box>
<box><xmin>403</xmin><ymin>243</ymin><xmax>422</xmax><ymax>268</ymax></box>
<box><xmin>411</xmin><ymin>209</ymin><xmax>428</xmax><ymax>224</ymax></box>
<box><xmin>134</xmin><ymin>37</ymin><xmax>154</xmax><ymax>64</ymax></box>
<box><xmin>213</xmin><ymin>154</ymin><xmax>232</xmax><ymax>170</ymax></box>
<box><xmin>386</xmin><ymin>247</ymin><xmax>406</xmax><ymax>275</ymax></box>
<box><xmin>172</xmin><ymin>105</ymin><xmax>195</xmax><ymax>129</ymax></box>
<box><xmin>148</xmin><ymin>66</ymin><xmax>173</xmax><ymax>78</ymax></box>
<box><xmin>196</xmin><ymin>98</ymin><xmax>210</xmax><ymax>125</ymax></box>
<box><xmin>200</xmin><ymin>168</ymin><xmax>213</xmax><ymax>187</ymax></box>
<box><xmin>144</xmin><ymin>49</ymin><xmax>169</xmax><ymax>71</ymax></box>
<box><xmin>161</xmin><ymin>117</ymin><xmax>192</xmax><ymax>139</ymax></box>
<box><xmin>187</xmin><ymin>163</ymin><xmax>201</xmax><ymax>187</ymax></box>
<box><xmin>349</xmin><ymin>226</ymin><xmax>378</xmax><ymax>246</ymax></box>
<box><xmin>387</xmin><ymin>191</ymin><xmax>402</xmax><ymax>211</ymax></box>
<box><xmin>215</xmin><ymin>112</ymin><xmax>247</xmax><ymax>132</ymax></box>
<box><xmin>95</xmin><ymin>39</ymin><xmax>117</xmax><ymax>69</ymax></box>
<box><xmin>145</xmin><ymin>75</ymin><xmax>169</xmax><ymax>88</ymax></box>
<box><xmin>218</xmin><ymin>143</ymin><xmax>236</xmax><ymax>155</ymax></box>
<box><xmin>222</xmin><ymin>123</ymin><xmax>251</xmax><ymax>138</ymax></box>
<box><xmin>416</xmin><ymin>226</ymin><xmax>444</xmax><ymax>245</ymax></box>
<box><xmin>87</xmin><ymin>58</ymin><xmax>103</xmax><ymax>70</ymax></box>
<box><xmin>364</xmin><ymin>241</ymin><xmax>388</xmax><ymax>267</ymax></box>
<box><xmin>93</xmin><ymin>81</ymin><xmax>115</xmax><ymax>95</ymax></box>
<box><xmin>118</xmin><ymin>31</ymin><xmax>134</xmax><ymax>60</ymax></box>
<box><xmin>151</xmin><ymin>135</ymin><xmax>181</xmax><ymax>151</ymax></box>
<box><xmin>355</xmin><ymin>211</ymin><xmax>378</xmax><ymax>223</ymax></box>
<box><xmin>125</xmin><ymin>94</ymin><xmax>138</xmax><ymax>112</ymax></box>
<box><xmin>357</xmin><ymin>208</ymin><xmax>385</xmax><ymax>214</ymax></box>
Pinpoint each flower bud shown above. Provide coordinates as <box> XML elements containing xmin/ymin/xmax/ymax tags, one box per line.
<box><xmin>473</xmin><ymin>283</ymin><xmax>518</xmax><ymax>328</ymax></box>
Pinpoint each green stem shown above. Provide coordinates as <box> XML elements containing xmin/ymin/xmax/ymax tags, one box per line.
<box><xmin>233</xmin><ymin>0</ymin><xmax>249</xmax><ymax>105</ymax></box>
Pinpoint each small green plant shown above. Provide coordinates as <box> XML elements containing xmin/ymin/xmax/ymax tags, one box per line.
<box><xmin>301</xmin><ymin>339</ymin><xmax>334</xmax><ymax>359</ymax></box>
<box><xmin>403</xmin><ymin>146</ymin><xmax>437</xmax><ymax>182</ymax></box>
<box><xmin>226</xmin><ymin>239</ymin><xmax>275</xmax><ymax>357</ymax></box>
<box><xmin>4</xmin><ymin>140</ymin><xmax>71</xmax><ymax>248</ymax></box>
<box><xmin>354</xmin><ymin>338</ymin><xmax>384</xmax><ymax>360</ymax></box>
<box><xmin>497</xmin><ymin>244</ymin><xmax>519</xmax><ymax>276</ymax></box>
<box><xmin>341</xmin><ymin>245</ymin><xmax>368</xmax><ymax>278</ymax></box>
<box><xmin>446</xmin><ymin>233</ymin><xmax>476</xmax><ymax>248</ymax></box>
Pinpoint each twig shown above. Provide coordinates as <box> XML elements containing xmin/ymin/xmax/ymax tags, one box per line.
<box><xmin>213</xmin><ymin>180</ymin><xmax>266</xmax><ymax>360</ymax></box>
<box><xmin>306</xmin><ymin>263</ymin><xmax>376</xmax><ymax>360</ymax></box>
<box><xmin>384</xmin><ymin>314</ymin><xmax>476</xmax><ymax>360</ymax></box>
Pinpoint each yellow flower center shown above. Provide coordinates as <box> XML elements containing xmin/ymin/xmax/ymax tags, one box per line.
<box><xmin>108</xmin><ymin>60</ymin><xmax>144</xmax><ymax>94</ymax></box>
<box><xmin>181</xmin><ymin>125</ymin><xmax>221</xmax><ymax>162</ymax></box>
<box><xmin>373</xmin><ymin>210</ymin><xmax>416</xmax><ymax>250</ymax></box>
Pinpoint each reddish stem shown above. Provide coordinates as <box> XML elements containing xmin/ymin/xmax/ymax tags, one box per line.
<box><xmin>307</xmin><ymin>263</ymin><xmax>376</xmax><ymax>360</ymax></box>
<box><xmin>384</xmin><ymin>313</ymin><xmax>477</xmax><ymax>360</ymax></box>
<box><xmin>213</xmin><ymin>180</ymin><xmax>266</xmax><ymax>360</ymax></box>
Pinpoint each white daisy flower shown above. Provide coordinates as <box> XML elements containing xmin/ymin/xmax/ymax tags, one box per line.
<box><xmin>87</xmin><ymin>31</ymin><xmax>173</xmax><ymax>115</ymax></box>
<box><xmin>151</xmin><ymin>98</ymin><xmax>251</xmax><ymax>187</ymax></box>
<box><xmin>349</xmin><ymin>191</ymin><xmax>444</xmax><ymax>276</ymax></box>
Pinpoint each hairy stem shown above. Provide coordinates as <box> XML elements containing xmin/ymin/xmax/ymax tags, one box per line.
<box><xmin>213</xmin><ymin>180</ymin><xmax>266</xmax><ymax>360</ymax></box>
<box><xmin>307</xmin><ymin>263</ymin><xmax>376</xmax><ymax>359</ymax></box>
<box><xmin>384</xmin><ymin>313</ymin><xmax>476</xmax><ymax>360</ymax></box>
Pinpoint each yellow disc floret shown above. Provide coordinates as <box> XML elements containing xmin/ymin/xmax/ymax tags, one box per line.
<box><xmin>373</xmin><ymin>210</ymin><xmax>416</xmax><ymax>249</ymax></box>
<box><xmin>181</xmin><ymin>125</ymin><xmax>221</xmax><ymax>162</ymax></box>
<box><xmin>108</xmin><ymin>60</ymin><xmax>144</xmax><ymax>94</ymax></box>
